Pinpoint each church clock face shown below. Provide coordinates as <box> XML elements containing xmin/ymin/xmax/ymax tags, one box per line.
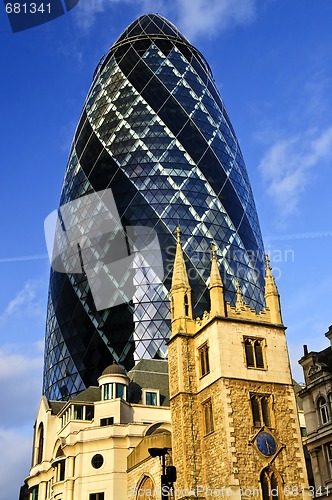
<box><xmin>255</xmin><ymin>431</ymin><xmax>277</xmax><ymax>457</ymax></box>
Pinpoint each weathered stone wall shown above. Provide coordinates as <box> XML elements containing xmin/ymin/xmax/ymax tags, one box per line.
<box><xmin>168</xmin><ymin>313</ymin><xmax>309</xmax><ymax>499</ymax></box>
<box><xmin>227</xmin><ymin>378</ymin><xmax>307</xmax><ymax>492</ymax></box>
<box><xmin>127</xmin><ymin>456</ymin><xmax>162</xmax><ymax>499</ymax></box>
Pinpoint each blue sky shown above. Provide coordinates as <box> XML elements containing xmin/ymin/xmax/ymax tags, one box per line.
<box><xmin>0</xmin><ymin>0</ymin><xmax>331</xmax><ymax>497</ymax></box>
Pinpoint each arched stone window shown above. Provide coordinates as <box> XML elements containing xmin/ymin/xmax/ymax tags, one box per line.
<box><xmin>261</xmin><ymin>467</ymin><xmax>283</xmax><ymax>500</ymax></box>
<box><xmin>53</xmin><ymin>445</ymin><xmax>66</xmax><ymax>482</ymax></box>
<box><xmin>136</xmin><ymin>476</ymin><xmax>156</xmax><ymax>500</ymax></box>
<box><xmin>318</xmin><ymin>396</ymin><xmax>329</xmax><ymax>425</ymax></box>
<box><xmin>251</xmin><ymin>394</ymin><xmax>272</xmax><ymax>427</ymax></box>
<box><xmin>37</xmin><ymin>423</ymin><xmax>44</xmax><ymax>464</ymax></box>
<box><xmin>328</xmin><ymin>393</ymin><xmax>332</xmax><ymax>416</ymax></box>
<box><xmin>244</xmin><ymin>338</ymin><xmax>265</xmax><ymax>368</ymax></box>
<box><xmin>184</xmin><ymin>293</ymin><xmax>189</xmax><ymax>316</ymax></box>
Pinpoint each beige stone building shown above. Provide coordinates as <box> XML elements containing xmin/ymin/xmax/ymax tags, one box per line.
<box><xmin>24</xmin><ymin>230</ymin><xmax>309</xmax><ymax>500</ymax></box>
<box><xmin>299</xmin><ymin>327</ymin><xmax>332</xmax><ymax>498</ymax></box>
<box><xmin>25</xmin><ymin>359</ymin><xmax>172</xmax><ymax>500</ymax></box>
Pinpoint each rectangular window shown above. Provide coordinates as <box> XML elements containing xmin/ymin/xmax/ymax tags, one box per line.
<box><xmin>103</xmin><ymin>383</ymin><xmax>113</xmax><ymax>400</ymax></box>
<box><xmin>73</xmin><ymin>405</ymin><xmax>83</xmax><ymax>420</ymax></box>
<box><xmin>244</xmin><ymin>338</ymin><xmax>265</xmax><ymax>369</ymax></box>
<box><xmin>145</xmin><ymin>391</ymin><xmax>158</xmax><ymax>406</ymax></box>
<box><xmin>115</xmin><ymin>383</ymin><xmax>125</xmax><ymax>399</ymax></box>
<box><xmin>300</xmin><ymin>427</ymin><xmax>307</xmax><ymax>438</ymax></box>
<box><xmin>85</xmin><ymin>405</ymin><xmax>94</xmax><ymax>420</ymax></box>
<box><xmin>198</xmin><ymin>342</ymin><xmax>210</xmax><ymax>377</ymax></box>
<box><xmin>89</xmin><ymin>493</ymin><xmax>105</xmax><ymax>500</ymax></box>
<box><xmin>30</xmin><ymin>486</ymin><xmax>39</xmax><ymax>500</ymax></box>
<box><xmin>202</xmin><ymin>398</ymin><xmax>214</xmax><ymax>435</ymax></box>
<box><xmin>59</xmin><ymin>460</ymin><xmax>65</xmax><ymax>482</ymax></box>
<box><xmin>250</xmin><ymin>394</ymin><xmax>273</xmax><ymax>427</ymax></box>
<box><xmin>100</xmin><ymin>417</ymin><xmax>114</xmax><ymax>426</ymax></box>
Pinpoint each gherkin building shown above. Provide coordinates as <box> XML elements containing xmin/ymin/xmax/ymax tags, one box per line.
<box><xmin>43</xmin><ymin>14</ymin><xmax>265</xmax><ymax>400</ymax></box>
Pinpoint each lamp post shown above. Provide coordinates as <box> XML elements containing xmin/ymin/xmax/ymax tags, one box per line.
<box><xmin>148</xmin><ymin>448</ymin><xmax>176</xmax><ymax>499</ymax></box>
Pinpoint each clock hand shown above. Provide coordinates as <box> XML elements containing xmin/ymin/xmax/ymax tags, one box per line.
<box><xmin>265</xmin><ymin>438</ymin><xmax>271</xmax><ymax>453</ymax></box>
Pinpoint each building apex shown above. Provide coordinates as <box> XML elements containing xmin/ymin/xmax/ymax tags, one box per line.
<box><xmin>176</xmin><ymin>225</ymin><xmax>181</xmax><ymax>244</ymax></box>
<box><xmin>265</xmin><ymin>254</ymin><xmax>273</xmax><ymax>278</ymax></box>
<box><xmin>171</xmin><ymin>227</ymin><xmax>190</xmax><ymax>290</ymax></box>
<box><xmin>209</xmin><ymin>243</ymin><xmax>225</xmax><ymax>317</ymax></box>
<box><xmin>209</xmin><ymin>243</ymin><xmax>223</xmax><ymax>289</ymax></box>
<box><xmin>235</xmin><ymin>280</ymin><xmax>245</xmax><ymax>310</ymax></box>
<box><xmin>265</xmin><ymin>254</ymin><xmax>278</xmax><ymax>293</ymax></box>
<box><xmin>264</xmin><ymin>254</ymin><xmax>282</xmax><ymax>325</ymax></box>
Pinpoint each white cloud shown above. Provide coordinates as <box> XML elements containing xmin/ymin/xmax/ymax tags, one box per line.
<box><xmin>0</xmin><ymin>346</ymin><xmax>43</xmax><ymax>498</ymax></box>
<box><xmin>0</xmin><ymin>428</ymin><xmax>33</xmax><ymax>500</ymax></box>
<box><xmin>0</xmin><ymin>347</ymin><xmax>43</xmax><ymax>428</ymax></box>
<box><xmin>0</xmin><ymin>280</ymin><xmax>45</xmax><ymax>323</ymax></box>
<box><xmin>73</xmin><ymin>0</ymin><xmax>256</xmax><ymax>38</ymax></box>
<box><xmin>258</xmin><ymin>126</ymin><xmax>332</xmax><ymax>219</ymax></box>
<box><xmin>73</xmin><ymin>0</ymin><xmax>113</xmax><ymax>31</ymax></box>
<box><xmin>174</xmin><ymin>0</ymin><xmax>255</xmax><ymax>40</ymax></box>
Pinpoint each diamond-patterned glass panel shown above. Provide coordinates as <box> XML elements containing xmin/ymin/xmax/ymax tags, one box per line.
<box><xmin>43</xmin><ymin>14</ymin><xmax>265</xmax><ymax>400</ymax></box>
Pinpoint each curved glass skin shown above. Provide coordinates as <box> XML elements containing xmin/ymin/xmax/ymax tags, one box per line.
<box><xmin>43</xmin><ymin>14</ymin><xmax>265</xmax><ymax>400</ymax></box>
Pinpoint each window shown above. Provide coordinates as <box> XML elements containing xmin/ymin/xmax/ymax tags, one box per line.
<box><xmin>91</xmin><ymin>454</ymin><xmax>104</xmax><ymax>469</ymax></box>
<box><xmin>100</xmin><ymin>416</ymin><xmax>114</xmax><ymax>426</ymax></box>
<box><xmin>198</xmin><ymin>343</ymin><xmax>210</xmax><ymax>377</ymax></box>
<box><xmin>86</xmin><ymin>405</ymin><xmax>94</xmax><ymax>420</ymax></box>
<box><xmin>30</xmin><ymin>486</ymin><xmax>39</xmax><ymax>500</ymax></box>
<box><xmin>261</xmin><ymin>467</ymin><xmax>283</xmax><ymax>500</ymax></box>
<box><xmin>244</xmin><ymin>338</ymin><xmax>265</xmax><ymax>368</ymax></box>
<box><xmin>184</xmin><ymin>293</ymin><xmax>189</xmax><ymax>316</ymax></box>
<box><xmin>116</xmin><ymin>383</ymin><xmax>126</xmax><ymax>399</ymax></box>
<box><xmin>102</xmin><ymin>382</ymin><xmax>126</xmax><ymax>400</ymax></box>
<box><xmin>202</xmin><ymin>398</ymin><xmax>214</xmax><ymax>435</ymax></box>
<box><xmin>54</xmin><ymin>445</ymin><xmax>66</xmax><ymax>482</ymax></box>
<box><xmin>300</xmin><ymin>427</ymin><xmax>307</xmax><ymax>438</ymax></box>
<box><xmin>145</xmin><ymin>391</ymin><xmax>158</xmax><ymax>406</ymax></box>
<box><xmin>73</xmin><ymin>405</ymin><xmax>83</xmax><ymax>420</ymax></box>
<box><xmin>251</xmin><ymin>394</ymin><xmax>272</xmax><ymax>427</ymax></box>
<box><xmin>54</xmin><ymin>459</ymin><xmax>65</xmax><ymax>482</ymax></box>
<box><xmin>89</xmin><ymin>494</ymin><xmax>104</xmax><ymax>500</ymax></box>
<box><xmin>103</xmin><ymin>383</ymin><xmax>113</xmax><ymax>400</ymax></box>
<box><xmin>329</xmin><ymin>393</ymin><xmax>332</xmax><ymax>406</ymax></box>
<box><xmin>318</xmin><ymin>396</ymin><xmax>329</xmax><ymax>425</ymax></box>
<box><xmin>36</xmin><ymin>423</ymin><xmax>44</xmax><ymax>464</ymax></box>
<box><xmin>59</xmin><ymin>460</ymin><xmax>65</xmax><ymax>481</ymax></box>
<box><xmin>325</xmin><ymin>443</ymin><xmax>332</xmax><ymax>477</ymax></box>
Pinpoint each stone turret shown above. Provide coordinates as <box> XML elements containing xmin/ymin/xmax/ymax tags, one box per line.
<box><xmin>264</xmin><ymin>254</ymin><xmax>282</xmax><ymax>325</ymax></box>
<box><xmin>235</xmin><ymin>280</ymin><xmax>246</xmax><ymax>312</ymax></box>
<box><xmin>209</xmin><ymin>243</ymin><xmax>225</xmax><ymax>317</ymax></box>
<box><xmin>169</xmin><ymin>227</ymin><xmax>195</xmax><ymax>336</ymax></box>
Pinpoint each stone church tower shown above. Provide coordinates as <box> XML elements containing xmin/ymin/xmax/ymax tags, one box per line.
<box><xmin>168</xmin><ymin>228</ymin><xmax>309</xmax><ymax>499</ymax></box>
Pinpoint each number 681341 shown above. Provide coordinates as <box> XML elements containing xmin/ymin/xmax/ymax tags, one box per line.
<box><xmin>6</xmin><ymin>3</ymin><xmax>51</xmax><ymax>14</ymax></box>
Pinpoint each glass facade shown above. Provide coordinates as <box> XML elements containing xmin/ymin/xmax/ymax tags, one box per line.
<box><xmin>43</xmin><ymin>14</ymin><xmax>265</xmax><ymax>400</ymax></box>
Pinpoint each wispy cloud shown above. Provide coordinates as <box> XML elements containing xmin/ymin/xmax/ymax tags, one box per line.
<box><xmin>0</xmin><ymin>280</ymin><xmax>45</xmax><ymax>323</ymax></box>
<box><xmin>0</xmin><ymin>428</ymin><xmax>34</xmax><ymax>500</ymax></box>
<box><xmin>0</xmin><ymin>346</ymin><xmax>43</xmax><ymax>427</ymax></box>
<box><xmin>73</xmin><ymin>0</ymin><xmax>116</xmax><ymax>31</ymax></box>
<box><xmin>0</xmin><ymin>345</ymin><xmax>43</xmax><ymax>498</ymax></box>
<box><xmin>73</xmin><ymin>0</ymin><xmax>256</xmax><ymax>39</ymax></box>
<box><xmin>174</xmin><ymin>0</ymin><xmax>256</xmax><ymax>39</ymax></box>
<box><xmin>258</xmin><ymin>126</ymin><xmax>332</xmax><ymax>219</ymax></box>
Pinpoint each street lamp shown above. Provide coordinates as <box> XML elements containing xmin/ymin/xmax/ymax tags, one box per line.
<box><xmin>148</xmin><ymin>448</ymin><xmax>176</xmax><ymax>499</ymax></box>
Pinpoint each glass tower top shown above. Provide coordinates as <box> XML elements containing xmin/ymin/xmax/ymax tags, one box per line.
<box><xmin>43</xmin><ymin>14</ymin><xmax>265</xmax><ymax>400</ymax></box>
